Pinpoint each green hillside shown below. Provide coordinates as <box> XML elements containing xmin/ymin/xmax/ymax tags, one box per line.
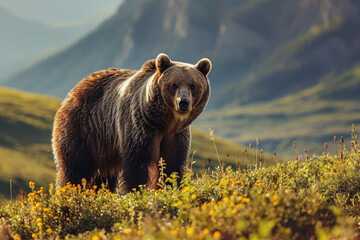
<box><xmin>0</xmin><ymin>87</ymin><xmax>59</xmax><ymax>200</ymax></box>
<box><xmin>196</xmin><ymin>65</ymin><xmax>360</xmax><ymax>157</ymax></box>
<box><xmin>0</xmin><ymin>87</ymin><xmax>273</xmax><ymax>200</ymax></box>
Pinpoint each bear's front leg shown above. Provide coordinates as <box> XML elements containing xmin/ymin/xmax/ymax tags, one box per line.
<box><xmin>147</xmin><ymin>133</ymin><xmax>162</xmax><ymax>190</ymax></box>
<box><xmin>160</xmin><ymin>127</ymin><xmax>191</xmax><ymax>185</ymax></box>
<box><xmin>121</xmin><ymin>134</ymin><xmax>161</xmax><ymax>192</ymax></box>
<box><xmin>147</xmin><ymin>161</ymin><xmax>160</xmax><ymax>190</ymax></box>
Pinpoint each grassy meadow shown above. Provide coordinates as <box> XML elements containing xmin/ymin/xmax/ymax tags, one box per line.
<box><xmin>0</xmin><ymin>87</ymin><xmax>60</xmax><ymax>200</ymax></box>
<box><xmin>0</xmin><ymin>131</ymin><xmax>359</xmax><ymax>239</ymax></box>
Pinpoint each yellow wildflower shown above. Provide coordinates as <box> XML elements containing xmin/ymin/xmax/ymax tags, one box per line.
<box><xmin>236</xmin><ymin>203</ymin><xmax>244</xmax><ymax>209</ymax></box>
<box><xmin>213</xmin><ymin>231</ymin><xmax>221</xmax><ymax>239</ymax></box>
<box><xmin>198</xmin><ymin>233</ymin><xmax>205</xmax><ymax>239</ymax></box>
<box><xmin>92</xmin><ymin>235</ymin><xmax>100</xmax><ymax>240</ymax></box>
<box><xmin>13</xmin><ymin>234</ymin><xmax>21</xmax><ymax>240</ymax></box>
<box><xmin>186</xmin><ymin>227</ymin><xmax>195</xmax><ymax>236</ymax></box>
<box><xmin>123</xmin><ymin>228</ymin><xmax>133</xmax><ymax>235</ymax></box>
<box><xmin>32</xmin><ymin>233</ymin><xmax>37</xmax><ymax>239</ymax></box>
<box><xmin>209</xmin><ymin>208</ymin><xmax>214</xmax><ymax>215</ymax></box>
<box><xmin>203</xmin><ymin>228</ymin><xmax>210</xmax><ymax>235</ymax></box>
<box><xmin>171</xmin><ymin>229</ymin><xmax>179</xmax><ymax>236</ymax></box>
<box><xmin>182</xmin><ymin>186</ymin><xmax>190</xmax><ymax>193</ymax></box>
<box><xmin>191</xmin><ymin>194</ymin><xmax>197</xmax><ymax>200</ymax></box>
<box><xmin>29</xmin><ymin>181</ymin><xmax>35</xmax><ymax>188</ymax></box>
<box><xmin>46</xmin><ymin>228</ymin><xmax>52</xmax><ymax>234</ymax></box>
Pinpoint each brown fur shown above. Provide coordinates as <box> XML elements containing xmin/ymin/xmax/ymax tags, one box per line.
<box><xmin>0</xmin><ymin>225</ymin><xmax>10</xmax><ymax>240</ymax></box>
<box><xmin>52</xmin><ymin>53</ymin><xmax>211</xmax><ymax>193</ymax></box>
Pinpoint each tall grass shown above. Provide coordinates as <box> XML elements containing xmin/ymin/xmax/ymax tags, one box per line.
<box><xmin>1</xmin><ymin>127</ymin><xmax>360</xmax><ymax>239</ymax></box>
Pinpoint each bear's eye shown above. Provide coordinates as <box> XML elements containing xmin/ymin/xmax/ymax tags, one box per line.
<box><xmin>172</xmin><ymin>84</ymin><xmax>178</xmax><ymax>90</ymax></box>
<box><xmin>190</xmin><ymin>84</ymin><xmax>195</xmax><ymax>90</ymax></box>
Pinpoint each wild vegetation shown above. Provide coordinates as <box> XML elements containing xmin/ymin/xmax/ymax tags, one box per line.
<box><xmin>0</xmin><ymin>125</ymin><xmax>359</xmax><ymax>239</ymax></box>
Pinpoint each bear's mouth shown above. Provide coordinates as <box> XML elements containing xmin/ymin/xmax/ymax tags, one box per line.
<box><xmin>177</xmin><ymin>109</ymin><xmax>190</xmax><ymax>114</ymax></box>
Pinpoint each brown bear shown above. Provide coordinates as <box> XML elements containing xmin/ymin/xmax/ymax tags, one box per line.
<box><xmin>52</xmin><ymin>53</ymin><xmax>211</xmax><ymax>193</ymax></box>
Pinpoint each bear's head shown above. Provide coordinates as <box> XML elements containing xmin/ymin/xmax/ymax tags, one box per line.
<box><xmin>154</xmin><ymin>53</ymin><xmax>211</xmax><ymax>123</ymax></box>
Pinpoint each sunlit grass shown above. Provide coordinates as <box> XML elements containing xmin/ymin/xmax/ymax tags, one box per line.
<box><xmin>1</xmin><ymin>139</ymin><xmax>359</xmax><ymax>239</ymax></box>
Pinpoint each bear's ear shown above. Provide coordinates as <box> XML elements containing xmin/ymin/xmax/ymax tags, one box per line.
<box><xmin>156</xmin><ymin>53</ymin><xmax>172</xmax><ymax>73</ymax></box>
<box><xmin>195</xmin><ymin>58</ymin><xmax>212</xmax><ymax>77</ymax></box>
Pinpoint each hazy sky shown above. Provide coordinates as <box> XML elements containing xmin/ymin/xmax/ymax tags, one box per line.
<box><xmin>0</xmin><ymin>0</ymin><xmax>124</xmax><ymax>28</ymax></box>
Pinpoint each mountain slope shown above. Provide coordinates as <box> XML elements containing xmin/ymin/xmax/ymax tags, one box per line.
<box><xmin>0</xmin><ymin>87</ymin><xmax>60</xmax><ymax>199</ymax></box>
<box><xmin>196</xmin><ymin>65</ymin><xmax>360</xmax><ymax>156</ymax></box>
<box><xmin>3</xmin><ymin>0</ymin><xmax>360</xmax><ymax>109</ymax></box>
<box><xmin>0</xmin><ymin>6</ymin><xmax>100</xmax><ymax>81</ymax></box>
<box><xmin>0</xmin><ymin>87</ymin><xmax>271</xmax><ymax>199</ymax></box>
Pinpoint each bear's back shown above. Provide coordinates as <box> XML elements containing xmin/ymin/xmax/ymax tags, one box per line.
<box><xmin>65</xmin><ymin>68</ymin><xmax>136</xmax><ymax>105</ymax></box>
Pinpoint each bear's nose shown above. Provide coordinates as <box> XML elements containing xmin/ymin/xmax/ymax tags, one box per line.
<box><xmin>179</xmin><ymin>98</ymin><xmax>190</xmax><ymax>111</ymax></box>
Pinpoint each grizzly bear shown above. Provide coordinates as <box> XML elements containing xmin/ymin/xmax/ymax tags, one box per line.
<box><xmin>52</xmin><ymin>53</ymin><xmax>211</xmax><ymax>193</ymax></box>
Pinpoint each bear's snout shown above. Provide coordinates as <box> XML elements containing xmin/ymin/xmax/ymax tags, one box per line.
<box><xmin>175</xmin><ymin>86</ymin><xmax>191</xmax><ymax>113</ymax></box>
<box><xmin>178</xmin><ymin>98</ymin><xmax>190</xmax><ymax>111</ymax></box>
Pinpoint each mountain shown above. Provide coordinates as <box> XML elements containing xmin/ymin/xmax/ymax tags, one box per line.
<box><xmin>0</xmin><ymin>87</ymin><xmax>269</xmax><ymax>200</ymax></box>
<box><xmin>222</xmin><ymin>0</ymin><xmax>360</xmax><ymax>106</ymax></box>
<box><xmin>0</xmin><ymin>6</ymin><xmax>110</xmax><ymax>81</ymax></box>
<box><xmin>0</xmin><ymin>0</ymin><xmax>122</xmax><ymax>28</ymax></box>
<box><xmin>3</xmin><ymin>0</ymin><xmax>360</xmax><ymax>107</ymax></box>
